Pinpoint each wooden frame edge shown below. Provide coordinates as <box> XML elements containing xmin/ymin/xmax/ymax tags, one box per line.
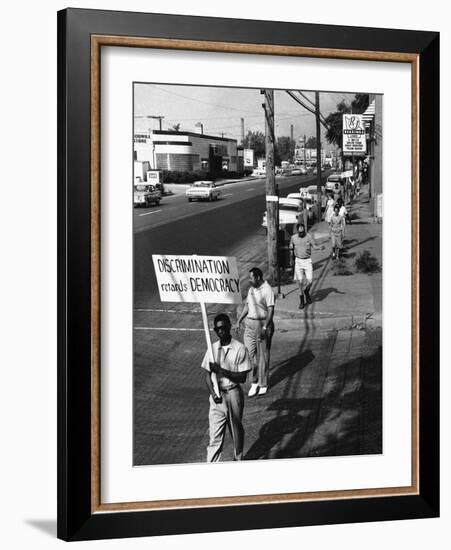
<box><xmin>90</xmin><ymin>35</ymin><xmax>420</xmax><ymax>515</ymax></box>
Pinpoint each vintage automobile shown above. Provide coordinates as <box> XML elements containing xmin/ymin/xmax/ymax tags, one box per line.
<box><xmin>185</xmin><ymin>181</ymin><xmax>221</xmax><ymax>202</ymax></box>
<box><xmin>133</xmin><ymin>183</ymin><xmax>161</xmax><ymax>208</ymax></box>
<box><xmin>262</xmin><ymin>198</ymin><xmax>300</xmax><ymax>228</ymax></box>
<box><xmin>305</xmin><ymin>184</ymin><xmax>327</xmax><ymax>209</ymax></box>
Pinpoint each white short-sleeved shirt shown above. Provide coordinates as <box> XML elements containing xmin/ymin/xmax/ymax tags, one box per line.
<box><xmin>201</xmin><ymin>338</ymin><xmax>251</xmax><ymax>390</ymax></box>
<box><xmin>246</xmin><ymin>280</ymin><xmax>275</xmax><ymax>320</ymax></box>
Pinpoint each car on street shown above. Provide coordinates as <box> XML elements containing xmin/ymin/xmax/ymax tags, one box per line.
<box><xmin>262</xmin><ymin>197</ymin><xmax>300</xmax><ymax>228</ymax></box>
<box><xmin>133</xmin><ymin>183</ymin><xmax>162</xmax><ymax>208</ymax></box>
<box><xmin>185</xmin><ymin>181</ymin><xmax>221</xmax><ymax>202</ymax></box>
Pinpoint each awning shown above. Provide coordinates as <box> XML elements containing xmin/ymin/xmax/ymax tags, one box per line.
<box><xmin>362</xmin><ymin>99</ymin><xmax>375</xmax><ymax>128</ymax></box>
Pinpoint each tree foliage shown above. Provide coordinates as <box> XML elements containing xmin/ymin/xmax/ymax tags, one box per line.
<box><xmin>305</xmin><ymin>136</ymin><xmax>317</xmax><ymax>148</ymax></box>
<box><xmin>242</xmin><ymin>130</ymin><xmax>266</xmax><ymax>158</ymax></box>
<box><xmin>275</xmin><ymin>136</ymin><xmax>296</xmax><ymax>164</ymax></box>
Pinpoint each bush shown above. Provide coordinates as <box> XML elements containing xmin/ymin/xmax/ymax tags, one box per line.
<box><xmin>332</xmin><ymin>257</ymin><xmax>353</xmax><ymax>276</ymax></box>
<box><xmin>354</xmin><ymin>250</ymin><xmax>381</xmax><ymax>273</ymax></box>
<box><xmin>161</xmin><ymin>170</ymin><xmax>209</xmax><ymax>183</ymax></box>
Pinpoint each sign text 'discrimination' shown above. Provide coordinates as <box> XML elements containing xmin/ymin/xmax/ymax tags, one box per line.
<box><xmin>152</xmin><ymin>255</ymin><xmax>242</xmax><ymax>304</ymax></box>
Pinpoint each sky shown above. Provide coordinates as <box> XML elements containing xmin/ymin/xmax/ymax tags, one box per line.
<box><xmin>134</xmin><ymin>83</ymin><xmax>362</xmax><ymax>150</ymax></box>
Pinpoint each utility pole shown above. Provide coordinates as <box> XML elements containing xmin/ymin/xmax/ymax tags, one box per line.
<box><xmin>241</xmin><ymin>118</ymin><xmax>245</xmax><ymax>145</ymax></box>
<box><xmin>290</xmin><ymin>124</ymin><xmax>294</xmax><ymax>142</ymax></box>
<box><xmin>262</xmin><ymin>89</ymin><xmax>278</xmax><ymax>286</ymax></box>
<box><xmin>303</xmin><ymin>134</ymin><xmax>306</xmax><ymax>167</ymax></box>
<box><xmin>315</xmin><ymin>92</ymin><xmax>323</xmax><ymax>221</ymax></box>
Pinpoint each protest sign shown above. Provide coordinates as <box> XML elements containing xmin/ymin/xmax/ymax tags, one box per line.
<box><xmin>152</xmin><ymin>255</ymin><xmax>242</xmax><ymax>304</ymax></box>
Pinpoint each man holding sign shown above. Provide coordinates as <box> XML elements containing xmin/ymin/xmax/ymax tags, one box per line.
<box><xmin>201</xmin><ymin>314</ymin><xmax>251</xmax><ymax>462</ymax></box>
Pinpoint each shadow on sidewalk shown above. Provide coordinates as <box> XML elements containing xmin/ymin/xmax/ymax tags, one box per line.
<box><xmin>269</xmin><ymin>349</ymin><xmax>315</xmax><ymax>389</ymax></box>
<box><xmin>244</xmin><ymin>347</ymin><xmax>382</xmax><ymax>461</ymax></box>
<box><xmin>313</xmin><ymin>287</ymin><xmax>346</xmax><ymax>302</ymax></box>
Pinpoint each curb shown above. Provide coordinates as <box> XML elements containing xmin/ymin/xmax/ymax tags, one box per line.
<box><xmin>274</xmin><ymin>311</ymin><xmax>382</xmax><ymax>331</ymax></box>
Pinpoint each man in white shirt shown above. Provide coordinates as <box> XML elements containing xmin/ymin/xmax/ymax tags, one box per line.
<box><xmin>201</xmin><ymin>313</ymin><xmax>251</xmax><ymax>462</ymax></box>
<box><xmin>236</xmin><ymin>267</ymin><xmax>275</xmax><ymax>397</ymax></box>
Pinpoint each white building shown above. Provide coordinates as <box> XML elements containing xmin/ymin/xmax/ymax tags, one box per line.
<box><xmin>134</xmin><ymin>130</ymin><xmax>239</xmax><ymax>174</ymax></box>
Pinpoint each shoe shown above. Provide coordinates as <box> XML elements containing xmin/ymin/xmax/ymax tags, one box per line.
<box><xmin>299</xmin><ymin>295</ymin><xmax>305</xmax><ymax>310</ymax></box>
<box><xmin>304</xmin><ymin>289</ymin><xmax>312</xmax><ymax>304</ymax></box>
<box><xmin>248</xmin><ymin>383</ymin><xmax>259</xmax><ymax>397</ymax></box>
<box><xmin>258</xmin><ymin>386</ymin><xmax>268</xmax><ymax>396</ymax></box>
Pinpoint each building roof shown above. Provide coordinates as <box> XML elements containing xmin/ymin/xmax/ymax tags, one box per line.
<box><xmin>136</xmin><ymin>129</ymin><xmax>237</xmax><ymax>143</ymax></box>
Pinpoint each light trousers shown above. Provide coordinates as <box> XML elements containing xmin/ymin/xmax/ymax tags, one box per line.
<box><xmin>243</xmin><ymin>318</ymin><xmax>274</xmax><ymax>388</ymax></box>
<box><xmin>207</xmin><ymin>386</ymin><xmax>244</xmax><ymax>462</ymax></box>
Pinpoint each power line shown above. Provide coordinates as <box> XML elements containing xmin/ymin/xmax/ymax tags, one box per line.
<box><xmin>146</xmin><ymin>84</ymin><xmax>261</xmax><ymax>114</ymax></box>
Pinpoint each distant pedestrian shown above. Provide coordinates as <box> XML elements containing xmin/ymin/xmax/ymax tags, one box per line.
<box><xmin>237</xmin><ymin>267</ymin><xmax>275</xmax><ymax>397</ymax></box>
<box><xmin>201</xmin><ymin>313</ymin><xmax>251</xmax><ymax>462</ymax></box>
<box><xmin>329</xmin><ymin>204</ymin><xmax>345</xmax><ymax>259</ymax></box>
<box><xmin>324</xmin><ymin>192</ymin><xmax>335</xmax><ymax>223</ymax></box>
<box><xmin>337</xmin><ymin>197</ymin><xmax>351</xmax><ymax>225</ymax></box>
<box><xmin>289</xmin><ymin>223</ymin><xmax>324</xmax><ymax>309</ymax></box>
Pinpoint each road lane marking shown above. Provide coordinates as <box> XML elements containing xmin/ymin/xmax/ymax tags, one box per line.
<box><xmin>246</xmin><ymin>188</ymin><xmax>255</xmax><ymax>191</ymax></box>
<box><xmin>139</xmin><ymin>209</ymin><xmax>162</xmax><ymax>216</ymax></box>
<box><xmin>134</xmin><ymin>327</ymin><xmax>207</xmax><ymax>332</ymax></box>
<box><xmin>223</xmin><ymin>193</ymin><xmax>233</xmax><ymax>196</ymax></box>
<box><xmin>135</xmin><ymin>308</ymin><xmax>201</xmax><ymax>313</ymax></box>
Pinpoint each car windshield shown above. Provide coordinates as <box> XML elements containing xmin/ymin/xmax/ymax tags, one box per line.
<box><xmin>135</xmin><ymin>185</ymin><xmax>149</xmax><ymax>192</ymax></box>
<box><xmin>194</xmin><ymin>182</ymin><xmax>213</xmax><ymax>187</ymax></box>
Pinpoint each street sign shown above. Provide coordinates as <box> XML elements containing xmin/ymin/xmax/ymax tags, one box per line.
<box><xmin>342</xmin><ymin>114</ymin><xmax>366</xmax><ymax>155</ymax></box>
<box><xmin>243</xmin><ymin>149</ymin><xmax>254</xmax><ymax>167</ymax></box>
<box><xmin>152</xmin><ymin>255</ymin><xmax>242</xmax><ymax>304</ymax></box>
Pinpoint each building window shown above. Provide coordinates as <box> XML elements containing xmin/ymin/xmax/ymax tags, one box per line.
<box><xmin>201</xmin><ymin>159</ymin><xmax>209</xmax><ymax>170</ymax></box>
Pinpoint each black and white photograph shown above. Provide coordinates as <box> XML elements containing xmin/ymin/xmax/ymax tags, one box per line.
<box><xmin>132</xmin><ymin>83</ymin><xmax>383</xmax><ymax>466</ymax></box>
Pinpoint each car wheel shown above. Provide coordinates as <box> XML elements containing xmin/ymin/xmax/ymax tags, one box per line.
<box><xmin>188</xmin><ymin>198</ymin><xmax>192</xmax><ymax>202</ymax></box>
<box><xmin>209</xmin><ymin>195</ymin><xmax>213</xmax><ymax>202</ymax></box>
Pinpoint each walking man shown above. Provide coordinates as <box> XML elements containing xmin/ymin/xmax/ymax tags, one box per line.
<box><xmin>329</xmin><ymin>204</ymin><xmax>346</xmax><ymax>259</ymax></box>
<box><xmin>201</xmin><ymin>313</ymin><xmax>251</xmax><ymax>462</ymax></box>
<box><xmin>289</xmin><ymin>223</ymin><xmax>324</xmax><ymax>309</ymax></box>
<box><xmin>237</xmin><ymin>267</ymin><xmax>275</xmax><ymax>397</ymax></box>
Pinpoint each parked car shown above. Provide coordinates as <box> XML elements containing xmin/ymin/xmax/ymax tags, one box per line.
<box><xmin>290</xmin><ymin>168</ymin><xmax>302</xmax><ymax>176</ymax></box>
<box><xmin>185</xmin><ymin>181</ymin><xmax>221</xmax><ymax>202</ymax></box>
<box><xmin>325</xmin><ymin>173</ymin><xmax>345</xmax><ymax>194</ymax></box>
<box><xmin>251</xmin><ymin>168</ymin><xmax>266</xmax><ymax>177</ymax></box>
<box><xmin>133</xmin><ymin>184</ymin><xmax>161</xmax><ymax>208</ymax></box>
<box><xmin>305</xmin><ymin>184</ymin><xmax>326</xmax><ymax>209</ymax></box>
<box><xmin>262</xmin><ymin>198</ymin><xmax>300</xmax><ymax>228</ymax></box>
<box><xmin>287</xmin><ymin>192</ymin><xmax>312</xmax><ymax>207</ymax></box>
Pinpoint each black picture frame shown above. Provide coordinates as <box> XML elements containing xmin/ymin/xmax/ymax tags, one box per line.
<box><xmin>57</xmin><ymin>8</ymin><xmax>439</xmax><ymax>541</ymax></box>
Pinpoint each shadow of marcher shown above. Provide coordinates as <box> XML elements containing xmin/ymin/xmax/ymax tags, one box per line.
<box><xmin>244</xmin><ymin>345</ymin><xmax>383</xmax><ymax>461</ymax></box>
<box><xmin>244</xmin><ymin>398</ymin><xmax>319</xmax><ymax>460</ymax></box>
<box><xmin>269</xmin><ymin>349</ymin><xmax>315</xmax><ymax>389</ymax></box>
<box><xmin>313</xmin><ymin>287</ymin><xmax>345</xmax><ymax>302</ymax></box>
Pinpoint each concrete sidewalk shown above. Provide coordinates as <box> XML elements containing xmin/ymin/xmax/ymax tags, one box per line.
<box><xmin>273</xmin><ymin>187</ymin><xmax>382</xmax><ymax>330</ymax></box>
